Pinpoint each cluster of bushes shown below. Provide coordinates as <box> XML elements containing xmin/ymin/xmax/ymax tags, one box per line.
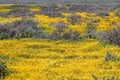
<box><xmin>0</xmin><ymin>19</ymin><xmax>81</xmax><ymax>41</ymax></box>
<box><xmin>0</xmin><ymin>19</ymin><xmax>47</xmax><ymax>39</ymax></box>
<box><xmin>64</xmin><ymin>18</ymin><xmax>120</xmax><ymax>47</ymax></box>
<box><xmin>0</xmin><ymin>19</ymin><xmax>81</xmax><ymax>40</ymax></box>
<box><xmin>0</xmin><ymin>15</ymin><xmax>120</xmax><ymax>45</ymax></box>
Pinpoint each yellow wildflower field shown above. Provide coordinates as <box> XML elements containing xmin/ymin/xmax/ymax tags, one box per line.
<box><xmin>0</xmin><ymin>38</ymin><xmax>119</xmax><ymax>80</ymax></box>
<box><xmin>0</xmin><ymin>4</ymin><xmax>120</xmax><ymax>80</ymax></box>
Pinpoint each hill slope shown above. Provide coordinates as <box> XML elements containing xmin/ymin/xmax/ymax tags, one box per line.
<box><xmin>0</xmin><ymin>0</ymin><xmax>120</xmax><ymax>4</ymax></box>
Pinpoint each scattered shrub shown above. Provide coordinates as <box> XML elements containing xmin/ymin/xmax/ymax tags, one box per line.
<box><xmin>39</xmin><ymin>5</ymin><xmax>66</xmax><ymax>17</ymax></box>
<box><xmin>53</xmin><ymin>21</ymin><xmax>67</xmax><ymax>33</ymax></box>
<box><xmin>104</xmin><ymin>51</ymin><xmax>120</xmax><ymax>61</ymax></box>
<box><xmin>40</xmin><ymin>12</ymin><xmax>63</xmax><ymax>18</ymax></box>
<box><xmin>115</xmin><ymin>8</ymin><xmax>120</xmax><ymax>17</ymax></box>
<box><xmin>0</xmin><ymin>60</ymin><xmax>9</xmax><ymax>78</ymax></box>
<box><xmin>49</xmin><ymin>30</ymin><xmax>62</xmax><ymax>40</ymax></box>
<box><xmin>91</xmin><ymin>74</ymin><xmax>118</xmax><ymax>80</ymax></box>
<box><xmin>0</xmin><ymin>12</ymin><xmax>8</xmax><ymax>18</ymax></box>
<box><xmin>54</xmin><ymin>21</ymin><xmax>67</xmax><ymax>29</ymax></box>
<box><xmin>99</xmin><ymin>26</ymin><xmax>120</xmax><ymax>46</ymax></box>
<box><xmin>104</xmin><ymin>51</ymin><xmax>116</xmax><ymax>61</ymax></box>
<box><xmin>96</xmin><ymin>11</ymin><xmax>109</xmax><ymax>17</ymax></box>
<box><xmin>62</xmin><ymin>29</ymin><xmax>80</xmax><ymax>40</ymax></box>
<box><xmin>9</xmin><ymin>4</ymin><xmax>29</xmax><ymax>9</ymax></box>
<box><xmin>84</xmin><ymin>22</ymin><xmax>97</xmax><ymax>38</ymax></box>
<box><xmin>49</xmin><ymin>28</ymin><xmax>80</xmax><ymax>40</ymax></box>
<box><xmin>88</xmin><ymin>18</ymin><xmax>100</xmax><ymax>23</ymax></box>
<box><xmin>91</xmin><ymin>74</ymin><xmax>98</xmax><ymax>80</ymax></box>
<box><xmin>67</xmin><ymin>13</ymin><xmax>82</xmax><ymax>25</ymax></box>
